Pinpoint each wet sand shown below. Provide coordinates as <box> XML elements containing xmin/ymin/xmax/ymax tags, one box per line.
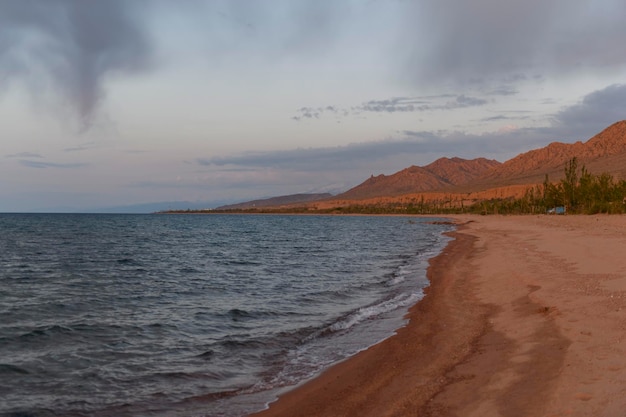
<box><xmin>250</xmin><ymin>215</ymin><xmax>626</xmax><ymax>417</ymax></box>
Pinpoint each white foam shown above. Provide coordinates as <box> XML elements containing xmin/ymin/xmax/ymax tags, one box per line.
<box><xmin>329</xmin><ymin>291</ymin><xmax>423</xmax><ymax>333</ymax></box>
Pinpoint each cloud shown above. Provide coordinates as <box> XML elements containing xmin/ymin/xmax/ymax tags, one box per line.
<box><xmin>355</xmin><ymin>94</ymin><xmax>489</xmax><ymax>113</ymax></box>
<box><xmin>0</xmin><ymin>1</ymin><xmax>353</xmax><ymax>128</ymax></box>
<box><xmin>0</xmin><ymin>0</ymin><xmax>153</xmax><ymax>127</ymax></box>
<box><xmin>198</xmin><ymin>147</ymin><xmax>361</xmax><ymax>172</ymax></box>
<box><xmin>552</xmin><ymin>84</ymin><xmax>626</xmax><ymax>135</ymax></box>
<box><xmin>488</xmin><ymin>85</ymin><xmax>519</xmax><ymax>96</ymax></box>
<box><xmin>293</xmin><ymin>94</ymin><xmax>489</xmax><ymax>121</ymax></box>
<box><xmin>479</xmin><ymin>113</ymin><xmax>532</xmax><ymax>123</ymax></box>
<box><xmin>19</xmin><ymin>160</ymin><xmax>87</xmax><ymax>169</ymax></box>
<box><xmin>4</xmin><ymin>0</ymin><xmax>624</xmax><ymax>131</ymax></box>
<box><xmin>481</xmin><ymin>115</ymin><xmax>512</xmax><ymax>122</ymax></box>
<box><xmin>451</xmin><ymin>95</ymin><xmax>489</xmax><ymax>108</ymax></box>
<box><xmin>197</xmin><ymin>132</ymin><xmax>513</xmax><ymax>174</ymax></box>
<box><xmin>211</xmin><ymin>84</ymin><xmax>626</xmax><ymax>179</ymax></box>
<box><xmin>357</xmin><ymin>97</ymin><xmax>432</xmax><ymax>113</ymax></box>
<box><xmin>6</xmin><ymin>151</ymin><xmax>43</xmax><ymax>158</ymax></box>
<box><xmin>404</xmin><ymin>0</ymin><xmax>626</xmax><ymax>87</ymax></box>
<box><xmin>63</xmin><ymin>142</ymin><xmax>99</xmax><ymax>152</ymax></box>
<box><xmin>205</xmin><ymin>1</ymin><xmax>351</xmax><ymax>54</ymax></box>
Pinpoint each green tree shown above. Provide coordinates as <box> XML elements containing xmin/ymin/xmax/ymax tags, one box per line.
<box><xmin>561</xmin><ymin>157</ymin><xmax>579</xmax><ymax>210</ymax></box>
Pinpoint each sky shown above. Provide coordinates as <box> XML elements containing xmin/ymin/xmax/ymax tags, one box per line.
<box><xmin>1</xmin><ymin>0</ymin><xmax>626</xmax><ymax>212</ymax></box>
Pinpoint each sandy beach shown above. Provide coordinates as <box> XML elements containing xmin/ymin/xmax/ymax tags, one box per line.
<box><xmin>251</xmin><ymin>215</ymin><xmax>626</xmax><ymax>417</ymax></box>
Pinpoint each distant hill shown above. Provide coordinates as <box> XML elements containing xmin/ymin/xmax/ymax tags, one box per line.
<box><xmin>215</xmin><ymin>193</ymin><xmax>333</xmax><ymax>210</ymax></box>
<box><xmin>336</xmin><ymin>157</ymin><xmax>501</xmax><ymax>200</ymax></box>
<box><xmin>85</xmin><ymin>200</ymin><xmax>237</xmax><ymax>214</ymax></box>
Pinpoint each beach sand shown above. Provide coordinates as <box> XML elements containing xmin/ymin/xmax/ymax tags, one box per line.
<box><xmin>250</xmin><ymin>215</ymin><xmax>626</xmax><ymax>417</ymax></box>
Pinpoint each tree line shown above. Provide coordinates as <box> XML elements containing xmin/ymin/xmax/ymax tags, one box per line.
<box><xmin>317</xmin><ymin>158</ymin><xmax>626</xmax><ymax>215</ymax></box>
<box><xmin>465</xmin><ymin>158</ymin><xmax>626</xmax><ymax>215</ymax></box>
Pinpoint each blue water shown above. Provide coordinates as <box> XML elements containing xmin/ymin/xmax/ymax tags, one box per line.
<box><xmin>0</xmin><ymin>213</ymin><xmax>453</xmax><ymax>417</ymax></box>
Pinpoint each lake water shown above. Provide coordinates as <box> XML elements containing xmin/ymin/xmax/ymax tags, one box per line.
<box><xmin>0</xmin><ymin>213</ymin><xmax>453</xmax><ymax>417</ymax></box>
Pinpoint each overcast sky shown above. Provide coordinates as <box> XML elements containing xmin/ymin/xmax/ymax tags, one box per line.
<box><xmin>1</xmin><ymin>0</ymin><xmax>626</xmax><ymax>212</ymax></box>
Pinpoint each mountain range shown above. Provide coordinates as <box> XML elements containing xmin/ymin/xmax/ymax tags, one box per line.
<box><xmin>215</xmin><ymin>120</ymin><xmax>626</xmax><ymax>210</ymax></box>
<box><xmin>332</xmin><ymin>120</ymin><xmax>626</xmax><ymax>201</ymax></box>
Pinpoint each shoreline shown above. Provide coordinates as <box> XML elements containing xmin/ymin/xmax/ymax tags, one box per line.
<box><xmin>250</xmin><ymin>219</ymin><xmax>487</xmax><ymax>416</ymax></box>
<box><xmin>250</xmin><ymin>215</ymin><xmax>626</xmax><ymax>416</ymax></box>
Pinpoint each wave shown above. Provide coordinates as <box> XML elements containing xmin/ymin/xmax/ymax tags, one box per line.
<box><xmin>18</xmin><ymin>325</ymin><xmax>74</xmax><ymax>340</ymax></box>
<box><xmin>296</xmin><ymin>288</ymin><xmax>351</xmax><ymax>304</ymax></box>
<box><xmin>0</xmin><ymin>364</ymin><xmax>29</xmax><ymax>375</ymax></box>
<box><xmin>220</xmin><ymin>308</ymin><xmax>287</xmax><ymax>322</ymax></box>
<box><xmin>328</xmin><ymin>291</ymin><xmax>423</xmax><ymax>333</ymax></box>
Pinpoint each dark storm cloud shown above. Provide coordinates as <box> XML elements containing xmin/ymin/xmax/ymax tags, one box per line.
<box><xmin>0</xmin><ymin>0</ymin><xmax>152</xmax><ymax>127</ymax></box>
<box><xmin>0</xmin><ymin>0</ymin><xmax>352</xmax><ymax>127</ymax></box>
<box><xmin>552</xmin><ymin>84</ymin><xmax>626</xmax><ymax>135</ymax></box>
<box><xmin>406</xmin><ymin>0</ymin><xmax>626</xmax><ymax>86</ymax></box>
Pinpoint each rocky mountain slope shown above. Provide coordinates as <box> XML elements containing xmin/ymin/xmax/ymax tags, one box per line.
<box><xmin>475</xmin><ymin>120</ymin><xmax>626</xmax><ymax>187</ymax></box>
<box><xmin>337</xmin><ymin>157</ymin><xmax>501</xmax><ymax>200</ymax></box>
<box><xmin>339</xmin><ymin>121</ymin><xmax>626</xmax><ymax>200</ymax></box>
